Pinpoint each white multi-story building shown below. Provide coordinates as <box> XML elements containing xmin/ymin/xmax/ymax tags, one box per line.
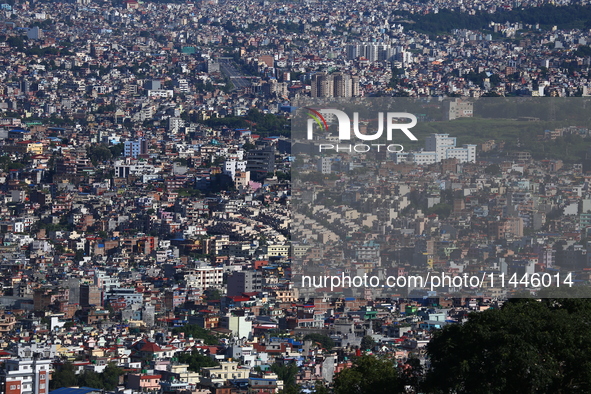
<box><xmin>1</xmin><ymin>358</ymin><xmax>51</xmax><ymax>394</ymax></box>
<box><xmin>393</xmin><ymin>134</ymin><xmax>476</xmax><ymax>165</ymax></box>
<box><xmin>425</xmin><ymin>134</ymin><xmax>457</xmax><ymax>162</ymax></box>
<box><xmin>408</xmin><ymin>151</ymin><xmax>437</xmax><ymax>165</ymax></box>
<box><xmin>317</xmin><ymin>157</ymin><xmax>331</xmax><ymax>174</ymax></box>
<box><xmin>424</xmin><ymin>134</ymin><xmax>476</xmax><ymax>163</ymax></box>
<box><xmin>445</xmin><ymin>145</ymin><xmax>477</xmax><ymax>163</ymax></box>
<box><xmin>147</xmin><ymin>89</ymin><xmax>174</xmax><ymax>98</ymax></box>
<box><xmin>177</xmin><ymin>79</ymin><xmax>190</xmax><ymax>93</ymax></box>
<box><xmin>185</xmin><ymin>267</ymin><xmax>224</xmax><ymax>289</ymax></box>
<box><xmin>169</xmin><ymin>117</ymin><xmax>184</xmax><ymax>133</ymax></box>
<box><xmin>114</xmin><ymin>160</ymin><xmax>156</xmax><ymax>178</ymax></box>
<box><xmin>223</xmin><ymin>159</ymin><xmax>247</xmax><ymax>181</ymax></box>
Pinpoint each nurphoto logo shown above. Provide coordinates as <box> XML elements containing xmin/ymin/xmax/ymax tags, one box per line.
<box><xmin>305</xmin><ymin>107</ymin><xmax>418</xmax><ymax>153</ymax></box>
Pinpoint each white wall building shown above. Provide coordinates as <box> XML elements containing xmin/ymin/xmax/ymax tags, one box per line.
<box><xmin>393</xmin><ymin>134</ymin><xmax>476</xmax><ymax>165</ymax></box>
<box><xmin>1</xmin><ymin>358</ymin><xmax>51</xmax><ymax>394</ymax></box>
<box><xmin>223</xmin><ymin>160</ymin><xmax>247</xmax><ymax>181</ymax></box>
<box><xmin>317</xmin><ymin>157</ymin><xmax>331</xmax><ymax>174</ymax></box>
<box><xmin>424</xmin><ymin>134</ymin><xmax>476</xmax><ymax>163</ymax></box>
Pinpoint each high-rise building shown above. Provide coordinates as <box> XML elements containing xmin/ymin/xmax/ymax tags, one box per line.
<box><xmin>226</xmin><ymin>271</ymin><xmax>263</xmax><ymax>297</ymax></box>
<box><xmin>168</xmin><ymin>117</ymin><xmax>184</xmax><ymax>134</ymax></box>
<box><xmin>346</xmin><ymin>43</ymin><xmax>396</xmax><ymax>61</ymax></box>
<box><xmin>26</xmin><ymin>27</ymin><xmax>42</xmax><ymax>40</ymax></box>
<box><xmin>124</xmin><ymin>138</ymin><xmax>148</xmax><ymax>158</ymax></box>
<box><xmin>20</xmin><ymin>79</ymin><xmax>30</xmax><ymax>94</ymax></box>
<box><xmin>246</xmin><ymin>147</ymin><xmax>275</xmax><ymax>181</ymax></box>
<box><xmin>333</xmin><ymin>72</ymin><xmax>352</xmax><ymax>98</ymax></box>
<box><xmin>351</xmin><ymin>76</ymin><xmax>360</xmax><ymax>97</ymax></box>
<box><xmin>144</xmin><ymin>80</ymin><xmax>161</xmax><ymax>90</ymax></box>
<box><xmin>346</xmin><ymin>44</ymin><xmax>362</xmax><ymax>59</ymax></box>
<box><xmin>206</xmin><ymin>60</ymin><xmax>220</xmax><ymax>73</ymax></box>
<box><xmin>311</xmin><ymin>72</ymin><xmax>359</xmax><ymax>98</ymax></box>
<box><xmin>80</xmin><ymin>284</ymin><xmax>101</xmax><ymax>307</ymax></box>
<box><xmin>311</xmin><ymin>72</ymin><xmax>334</xmax><ymax>98</ymax></box>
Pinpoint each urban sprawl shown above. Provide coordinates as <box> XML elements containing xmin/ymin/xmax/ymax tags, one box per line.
<box><xmin>1</xmin><ymin>0</ymin><xmax>591</xmax><ymax>393</ymax></box>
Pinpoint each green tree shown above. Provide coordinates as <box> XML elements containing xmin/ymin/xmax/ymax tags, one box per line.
<box><xmin>88</xmin><ymin>144</ymin><xmax>113</xmax><ymax>165</ymax></box>
<box><xmin>172</xmin><ymin>324</ymin><xmax>220</xmax><ymax>345</ymax></box>
<box><xmin>303</xmin><ymin>333</ymin><xmax>335</xmax><ymax>351</ymax></box>
<box><xmin>425</xmin><ymin>299</ymin><xmax>591</xmax><ymax>393</ymax></box>
<box><xmin>242</xmin><ymin>142</ymin><xmax>256</xmax><ymax>151</ymax></box>
<box><xmin>101</xmin><ymin>363</ymin><xmax>124</xmax><ymax>390</ymax></box>
<box><xmin>360</xmin><ymin>335</ymin><xmax>376</xmax><ymax>351</ymax></box>
<box><xmin>389</xmin><ymin>66</ymin><xmax>403</xmax><ymax>88</ymax></box>
<box><xmin>78</xmin><ymin>370</ymin><xmax>103</xmax><ymax>389</ymax></box>
<box><xmin>484</xmin><ymin>164</ymin><xmax>501</xmax><ymax>175</ymax></box>
<box><xmin>177</xmin><ymin>350</ymin><xmax>220</xmax><ymax>372</ymax></box>
<box><xmin>74</xmin><ymin>249</ymin><xmax>85</xmax><ymax>262</ymax></box>
<box><xmin>333</xmin><ymin>356</ymin><xmax>404</xmax><ymax>394</ymax></box>
<box><xmin>400</xmin><ymin>358</ymin><xmax>424</xmax><ymax>393</ymax></box>
<box><xmin>203</xmin><ymin>287</ymin><xmax>222</xmax><ymax>301</ymax></box>
<box><xmin>50</xmin><ymin>362</ymin><xmax>78</xmax><ymax>389</ymax></box>
<box><xmin>313</xmin><ymin>380</ymin><xmax>330</xmax><ymax>394</ymax></box>
<box><xmin>426</xmin><ymin>203</ymin><xmax>452</xmax><ymax>218</ymax></box>
<box><xmin>271</xmin><ymin>362</ymin><xmax>299</xmax><ymax>389</ymax></box>
<box><xmin>109</xmin><ymin>143</ymin><xmax>124</xmax><ymax>158</ymax></box>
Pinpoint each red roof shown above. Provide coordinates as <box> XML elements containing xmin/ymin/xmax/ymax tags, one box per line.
<box><xmin>140</xmin><ymin>374</ymin><xmax>162</xmax><ymax>380</ymax></box>
<box><xmin>139</xmin><ymin>341</ymin><xmax>162</xmax><ymax>352</ymax></box>
<box><xmin>227</xmin><ymin>296</ymin><xmax>250</xmax><ymax>302</ymax></box>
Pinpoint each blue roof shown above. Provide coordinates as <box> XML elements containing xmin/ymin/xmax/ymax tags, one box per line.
<box><xmin>50</xmin><ymin>387</ymin><xmax>101</xmax><ymax>394</ymax></box>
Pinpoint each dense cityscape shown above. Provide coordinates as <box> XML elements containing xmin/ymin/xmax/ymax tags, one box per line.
<box><xmin>2</xmin><ymin>0</ymin><xmax>591</xmax><ymax>393</ymax></box>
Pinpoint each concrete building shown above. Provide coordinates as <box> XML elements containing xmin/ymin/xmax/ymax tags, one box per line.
<box><xmin>227</xmin><ymin>271</ymin><xmax>263</xmax><ymax>297</ymax></box>
<box><xmin>221</xmin><ymin>314</ymin><xmax>253</xmax><ymax>339</ymax></box>
<box><xmin>317</xmin><ymin>157</ymin><xmax>331</xmax><ymax>174</ymax></box>
<box><xmin>26</xmin><ymin>27</ymin><xmax>42</xmax><ymax>40</ymax></box>
<box><xmin>425</xmin><ymin>134</ymin><xmax>476</xmax><ymax>163</ymax></box>
<box><xmin>80</xmin><ymin>284</ymin><xmax>101</xmax><ymax>307</ymax></box>
<box><xmin>223</xmin><ymin>159</ymin><xmax>247</xmax><ymax>181</ymax></box>
<box><xmin>311</xmin><ymin>72</ymin><xmax>333</xmax><ymax>98</ymax></box>
<box><xmin>311</xmin><ymin>72</ymin><xmax>359</xmax><ymax>98</ymax></box>
<box><xmin>445</xmin><ymin>98</ymin><xmax>474</xmax><ymax>120</ymax></box>
<box><xmin>246</xmin><ymin>147</ymin><xmax>275</xmax><ymax>181</ymax></box>
<box><xmin>124</xmin><ymin>138</ymin><xmax>148</xmax><ymax>158</ymax></box>
<box><xmin>1</xmin><ymin>358</ymin><xmax>51</xmax><ymax>394</ymax></box>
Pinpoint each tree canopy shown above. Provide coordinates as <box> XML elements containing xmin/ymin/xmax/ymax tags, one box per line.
<box><xmin>333</xmin><ymin>355</ymin><xmax>404</xmax><ymax>394</ymax></box>
<box><xmin>50</xmin><ymin>362</ymin><xmax>124</xmax><ymax>391</ymax></box>
<box><xmin>303</xmin><ymin>333</ymin><xmax>335</xmax><ymax>351</ymax></box>
<box><xmin>177</xmin><ymin>349</ymin><xmax>220</xmax><ymax>372</ymax></box>
<box><xmin>172</xmin><ymin>324</ymin><xmax>221</xmax><ymax>345</ymax></box>
<box><xmin>271</xmin><ymin>362</ymin><xmax>299</xmax><ymax>389</ymax></box>
<box><xmin>425</xmin><ymin>298</ymin><xmax>591</xmax><ymax>393</ymax></box>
